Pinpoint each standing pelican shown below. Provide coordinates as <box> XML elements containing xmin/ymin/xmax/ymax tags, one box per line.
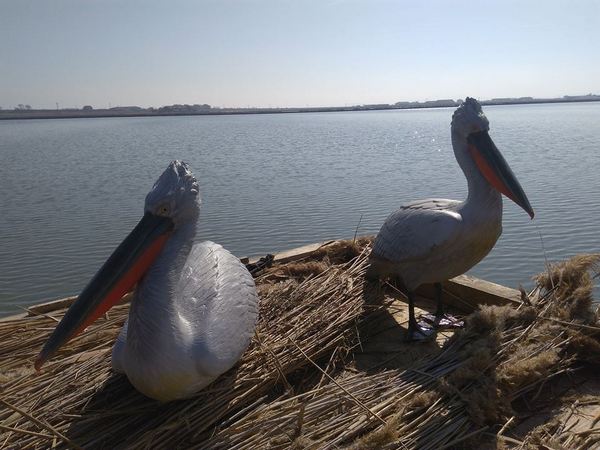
<box><xmin>368</xmin><ymin>98</ymin><xmax>534</xmax><ymax>340</ymax></box>
<box><xmin>35</xmin><ymin>161</ymin><xmax>258</xmax><ymax>401</ymax></box>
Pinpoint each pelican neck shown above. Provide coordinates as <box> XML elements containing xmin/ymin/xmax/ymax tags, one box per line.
<box><xmin>451</xmin><ymin>130</ymin><xmax>502</xmax><ymax>213</ymax></box>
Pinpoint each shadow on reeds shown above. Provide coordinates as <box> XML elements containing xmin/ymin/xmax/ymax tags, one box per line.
<box><xmin>65</xmin><ymin>366</ymin><xmax>239</xmax><ymax>449</ymax></box>
<box><xmin>354</xmin><ymin>278</ymin><xmax>445</xmax><ymax>374</ymax></box>
<box><xmin>349</xmin><ymin>276</ymin><xmax>509</xmax><ymax>449</ymax></box>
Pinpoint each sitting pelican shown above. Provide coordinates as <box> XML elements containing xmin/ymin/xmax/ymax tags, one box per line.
<box><xmin>367</xmin><ymin>98</ymin><xmax>534</xmax><ymax>340</ymax></box>
<box><xmin>35</xmin><ymin>161</ymin><xmax>259</xmax><ymax>401</ymax></box>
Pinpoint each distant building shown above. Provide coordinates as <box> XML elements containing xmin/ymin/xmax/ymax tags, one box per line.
<box><xmin>487</xmin><ymin>97</ymin><xmax>535</xmax><ymax>105</ymax></box>
<box><xmin>82</xmin><ymin>105</ymin><xmax>93</xmax><ymax>111</ymax></box>
<box><xmin>362</xmin><ymin>103</ymin><xmax>391</xmax><ymax>110</ymax></box>
<box><xmin>563</xmin><ymin>94</ymin><xmax>600</xmax><ymax>101</ymax></box>
<box><xmin>421</xmin><ymin>99</ymin><xmax>458</xmax><ymax>107</ymax></box>
<box><xmin>393</xmin><ymin>99</ymin><xmax>458</xmax><ymax>109</ymax></box>
<box><xmin>109</xmin><ymin>106</ymin><xmax>143</xmax><ymax>112</ymax></box>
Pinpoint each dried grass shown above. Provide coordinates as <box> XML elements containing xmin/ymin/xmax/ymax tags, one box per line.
<box><xmin>259</xmin><ymin>238</ymin><xmax>372</xmax><ymax>282</ymax></box>
<box><xmin>206</xmin><ymin>254</ymin><xmax>600</xmax><ymax>449</ymax></box>
<box><xmin>0</xmin><ymin>242</ymin><xmax>377</xmax><ymax>449</ymax></box>
<box><xmin>534</xmin><ymin>254</ymin><xmax>600</xmax><ymax>323</ymax></box>
<box><xmin>1</xmin><ymin>246</ymin><xmax>599</xmax><ymax>449</ymax></box>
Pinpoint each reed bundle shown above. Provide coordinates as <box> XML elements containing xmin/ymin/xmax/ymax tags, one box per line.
<box><xmin>207</xmin><ymin>254</ymin><xmax>600</xmax><ymax>449</ymax></box>
<box><xmin>1</xmin><ymin>243</ymin><xmax>599</xmax><ymax>449</ymax></box>
<box><xmin>0</xmin><ymin>240</ymin><xmax>376</xmax><ymax>448</ymax></box>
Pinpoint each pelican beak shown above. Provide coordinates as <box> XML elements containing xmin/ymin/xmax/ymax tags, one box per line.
<box><xmin>467</xmin><ymin>131</ymin><xmax>535</xmax><ymax>219</ymax></box>
<box><xmin>35</xmin><ymin>212</ymin><xmax>173</xmax><ymax>370</ymax></box>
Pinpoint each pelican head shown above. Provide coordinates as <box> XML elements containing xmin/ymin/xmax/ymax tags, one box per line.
<box><xmin>145</xmin><ymin>160</ymin><xmax>201</xmax><ymax>226</ymax></box>
<box><xmin>451</xmin><ymin>98</ymin><xmax>534</xmax><ymax>219</ymax></box>
<box><xmin>35</xmin><ymin>160</ymin><xmax>200</xmax><ymax>370</ymax></box>
<box><xmin>451</xmin><ymin>97</ymin><xmax>490</xmax><ymax>138</ymax></box>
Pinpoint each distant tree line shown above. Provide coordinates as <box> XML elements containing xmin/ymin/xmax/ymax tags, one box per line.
<box><xmin>157</xmin><ymin>104</ymin><xmax>211</xmax><ymax>113</ymax></box>
<box><xmin>2</xmin><ymin>94</ymin><xmax>598</xmax><ymax>119</ymax></box>
<box><xmin>2</xmin><ymin>103</ymin><xmax>213</xmax><ymax>113</ymax></box>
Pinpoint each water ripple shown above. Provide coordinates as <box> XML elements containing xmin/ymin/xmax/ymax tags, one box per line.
<box><xmin>1</xmin><ymin>103</ymin><xmax>599</xmax><ymax>315</ymax></box>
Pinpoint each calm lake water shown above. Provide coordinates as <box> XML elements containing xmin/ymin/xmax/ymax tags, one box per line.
<box><xmin>1</xmin><ymin>103</ymin><xmax>599</xmax><ymax>315</ymax></box>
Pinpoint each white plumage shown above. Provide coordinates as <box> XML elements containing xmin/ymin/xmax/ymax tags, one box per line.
<box><xmin>112</xmin><ymin>241</ymin><xmax>258</xmax><ymax>401</ymax></box>
<box><xmin>369</xmin><ymin>98</ymin><xmax>533</xmax><ymax>339</ymax></box>
<box><xmin>370</xmin><ymin>196</ymin><xmax>501</xmax><ymax>291</ymax></box>
<box><xmin>109</xmin><ymin>161</ymin><xmax>258</xmax><ymax>401</ymax></box>
<box><xmin>35</xmin><ymin>160</ymin><xmax>259</xmax><ymax>401</ymax></box>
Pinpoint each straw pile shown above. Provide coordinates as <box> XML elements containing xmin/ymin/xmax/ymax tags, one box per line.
<box><xmin>203</xmin><ymin>253</ymin><xmax>600</xmax><ymax>450</ymax></box>
<box><xmin>0</xmin><ymin>239</ymin><xmax>374</xmax><ymax>449</ymax></box>
<box><xmin>1</xmin><ymin>242</ymin><xmax>599</xmax><ymax>449</ymax></box>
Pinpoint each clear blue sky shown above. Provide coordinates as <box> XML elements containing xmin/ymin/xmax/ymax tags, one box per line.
<box><xmin>1</xmin><ymin>0</ymin><xmax>598</xmax><ymax>109</ymax></box>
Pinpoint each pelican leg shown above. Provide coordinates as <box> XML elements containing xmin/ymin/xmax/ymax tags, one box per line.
<box><xmin>435</xmin><ymin>282</ymin><xmax>444</xmax><ymax>316</ymax></box>
<box><xmin>365</xmin><ymin>266</ymin><xmax>379</xmax><ymax>282</ymax></box>
<box><xmin>421</xmin><ymin>283</ymin><xmax>464</xmax><ymax>329</ymax></box>
<box><xmin>406</xmin><ymin>291</ymin><xmax>435</xmax><ymax>342</ymax></box>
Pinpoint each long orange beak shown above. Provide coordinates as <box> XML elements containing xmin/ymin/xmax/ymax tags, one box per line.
<box><xmin>468</xmin><ymin>130</ymin><xmax>535</xmax><ymax>219</ymax></box>
<box><xmin>35</xmin><ymin>212</ymin><xmax>173</xmax><ymax>370</ymax></box>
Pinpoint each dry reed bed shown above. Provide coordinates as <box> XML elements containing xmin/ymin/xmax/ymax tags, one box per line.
<box><xmin>1</xmin><ymin>244</ymin><xmax>599</xmax><ymax>449</ymax></box>
<box><xmin>0</xmin><ymin>242</ymin><xmax>375</xmax><ymax>448</ymax></box>
<box><xmin>206</xmin><ymin>254</ymin><xmax>600</xmax><ymax>449</ymax></box>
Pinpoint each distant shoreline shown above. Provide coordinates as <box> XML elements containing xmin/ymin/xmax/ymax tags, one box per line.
<box><xmin>1</xmin><ymin>97</ymin><xmax>599</xmax><ymax>121</ymax></box>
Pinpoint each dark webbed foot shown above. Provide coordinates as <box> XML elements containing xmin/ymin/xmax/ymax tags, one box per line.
<box><xmin>405</xmin><ymin>289</ymin><xmax>436</xmax><ymax>342</ymax></box>
<box><xmin>405</xmin><ymin>321</ymin><xmax>436</xmax><ymax>342</ymax></box>
<box><xmin>419</xmin><ymin>282</ymin><xmax>465</xmax><ymax>330</ymax></box>
<box><xmin>420</xmin><ymin>312</ymin><xmax>464</xmax><ymax>329</ymax></box>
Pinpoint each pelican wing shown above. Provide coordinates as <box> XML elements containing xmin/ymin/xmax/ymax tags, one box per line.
<box><xmin>176</xmin><ymin>241</ymin><xmax>259</xmax><ymax>376</ymax></box>
<box><xmin>371</xmin><ymin>198</ymin><xmax>463</xmax><ymax>265</ymax></box>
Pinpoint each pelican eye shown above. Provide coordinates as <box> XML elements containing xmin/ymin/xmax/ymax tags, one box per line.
<box><xmin>157</xmin><ymin>204</ymin><xmax>170</xmax><ymax>216</ymax></box>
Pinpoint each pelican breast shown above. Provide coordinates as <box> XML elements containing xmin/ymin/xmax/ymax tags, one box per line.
<box><xmin>112</xmin><ymin>241</ymin><xmax>258</xmax><ymax>401</ymax></box>
<box><xmin>370</xmin><ymin>198</ymin><xmax>501</xmax><ymax>289</ymax></box>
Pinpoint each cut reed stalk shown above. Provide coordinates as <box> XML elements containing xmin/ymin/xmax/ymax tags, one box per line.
<box><xmin>1</xmin><ymin>244</ymin><xmax>599</xmax><ymax>449</ymax></box>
